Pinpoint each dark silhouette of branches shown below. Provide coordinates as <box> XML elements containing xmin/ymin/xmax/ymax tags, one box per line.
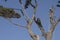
<box><xmin>57</xmin><ymin>1</ymin><xmax>60</xmax><ymax>7</ymax></box>
<box><xmin>34</xmin><ymin>17</ymin><xmax>46</xmax><ymax>37</ymax></box>
<box><xmin>24</xmin><ymin>0</ymin><xmax>35</xmax><ymax>9</ymax></box>
<box><xmin>58</xmin><ymin>1</ymin><xmax>60</xmax><ymax>3</ymax></box>
<box><xmin>57</xmin><ymin>4</ymin><xmax>60</xmax><ymax>7</ymax></box>
<box><xmin>24</xmin><ymin>0</ymin><xmax>31</xmax><ymax>9</ymax></box>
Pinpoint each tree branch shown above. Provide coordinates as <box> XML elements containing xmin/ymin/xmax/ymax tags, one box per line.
<box><xmin>6</xmin><ymin>19</ymin><xmax>26</xmax><ymax>28</ymax></box>
<box><xmin>20</xmin><ymin>1</ymin><xmax>30</xmax><ymax>22</ymax></box>
<box><xmin>49</xmin><ymin>6</ymin><xmax>56</xmax><ymax>26</ymax></box>
<box><xmin>26</xmin><ymin>20</ymin><xmax>40</xmax><ymax>40</ymax></box>
<box><xmin>30</xmin><ymin>0</ymin><xmax>38</xmax><ymax>25</ymax></box>
<box><xmin>34</xmin><ymin>17</ymin><xmax>46</xmax><ymax>37</ymax></box>
<box><xmin>19</xmin><ymin>0</ymin><xmax>40</xmax><ymax>40</ymax></box>
<box><xmin>49</xmin><ymin>6</ymin><xmax>60</xmax><ymax>33</ymax></box>
<box><xmin>28</xmin><ymin>28</ymin><xmax>40</xmax><ymax>40</ymax></box>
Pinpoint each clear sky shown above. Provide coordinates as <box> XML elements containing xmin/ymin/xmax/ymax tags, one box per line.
<box><xmin>0</xmin><ymin>0</ymin><xmax>60</xmax><ymax>40</ymax></box>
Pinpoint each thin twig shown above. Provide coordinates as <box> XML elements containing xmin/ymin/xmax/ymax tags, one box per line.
<box><xmin>49</xmin><ymin>6</ymin><xmax>59</xmax><ymax>33</ymax></box>
<box><xmin>6</xmin><ymin>18</ymin><xmax>26</xmax><ymax>28</ymax></box>
<box><xmin>20</xmin><ymin>2</ymin><xmax>30</xmax><ymax>22</ymax></box>
<box><xmin>30</xmin><ymin>0</ymin><xmax>38</xmax><ymax>25</ymax></box>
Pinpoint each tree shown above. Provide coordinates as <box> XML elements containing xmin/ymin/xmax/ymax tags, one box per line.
<box><xmin>0</xmin><ymin>0</ymin><xmax>60</xmax><ymax>40</ymax></box>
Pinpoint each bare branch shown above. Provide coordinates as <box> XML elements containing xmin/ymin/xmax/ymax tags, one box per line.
<box><xmin>48</xmin><ymin>6</ymin><xmax>57</xmax><ymax>33</ymax></box>
<box><xmin>20</xmin><ymin>9</ymin><xmax>24</xmax><ymax>16</ymax></box>
<box><xmin>28</xmin><ymin>28</ymin><xmax>40</xmax><ymax>40</ymax></box>
<box><xmin>26</xmin><ymin>2</ymin><xmax>40</xmax><ymax>39</ymax></box>
<box><xmin>49</xmin><ymin>6</ymin><xmax>56</xmax><ymax>25</ymax></box>
<box><xmin>30</xmin><ymin>0</ymin><xmax>38</xmax><ymax>25</ymax></box>
<box><xmin>6</xmin><ymin>19</ymin><xmax>26</xmax><ymax>28</ymax></box>
<box><xmin>34</xmin><ymin>17</ymin><xmax>46</xmax><ymax>37</ymax></box>
<box><xmin>26</xmin><ymin>20</ymin><xmax>40</xmax><ymax>40</ymax></box>
<box><xmin>24</xmin><ymin>0</ymin><xmax>32</xmax><ymax>9</ymax></box>
<box><xmin>49</xmin><ymin>6</ymin><xmax>60</xmax><ymax>33</ymax></box>
<box><xmin>20</xmin><ymin>1</ymin><xmax>30</xmax><ymax>22</ymax></box>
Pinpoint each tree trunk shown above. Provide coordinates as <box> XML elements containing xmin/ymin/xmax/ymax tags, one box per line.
<box><xmin>45</xmin><ymin>31</ymin><xmax>53</xmax><ymax>40</ymax></box>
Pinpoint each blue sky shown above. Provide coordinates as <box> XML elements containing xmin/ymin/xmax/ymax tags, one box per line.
<box><xmin>0</xmin><ymin>0</ymin><xmax>60</xmax><ymax>40</ymax></box>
